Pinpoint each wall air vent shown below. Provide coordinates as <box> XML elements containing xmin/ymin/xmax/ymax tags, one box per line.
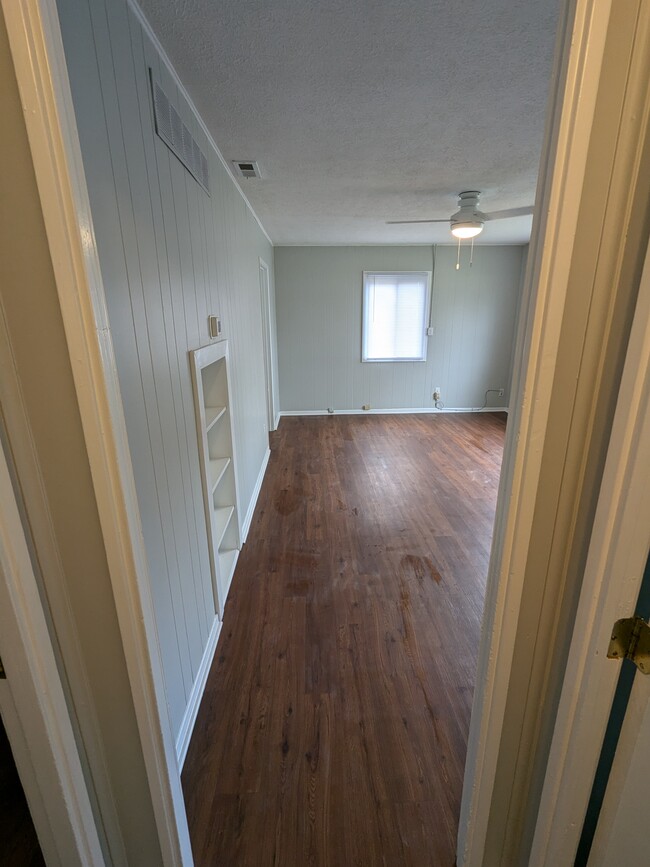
<box><xmin>232</xmin><ymin>160</ymin><xmax>262</xmax><ymax>179</ymax></box>
<box><xmin>150</xmin><ymin>72</ymin><xmax>209</xmax><ymax>195</ymax></box>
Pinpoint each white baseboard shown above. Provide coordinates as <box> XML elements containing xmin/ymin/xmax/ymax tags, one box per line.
<box><xmin>279</xmin><ymin>406</ymin><xmax>509</xmax><ymax>417</ymax></box>
<box><xmin>273</xmin><ymin>412</ymin><xmax>281</xmax><ymax>430</ymax></box>
<box><xmin>241</xmin><ymin>447</ymin><xmax>271</xmax><ymax>544</ymax></box>
<box><xmin>176</xmin><ymin>616</ymin><xmax>221</xmax><ymax>769</ymax></box>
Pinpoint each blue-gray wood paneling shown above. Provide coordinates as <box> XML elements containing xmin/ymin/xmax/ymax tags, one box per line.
<box><xmin>57</xmin><ymin>0</ymin><xmax>274</xmax><ymax>739</ymax></box>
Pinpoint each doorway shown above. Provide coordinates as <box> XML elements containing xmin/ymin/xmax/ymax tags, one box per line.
<box><xmin>0</xmin><ymin>715</ymin><xmax>44</xmax><ymax>866</ymax></box>
<box><xmin>6</xmin><ymin>4</ymin><xmax>648</xmax><ymax>860</ymax></box>
<box><xmin>259</xmin><ymin>258</ymin><xmax>277</xmax><ymax>433</ymax></box>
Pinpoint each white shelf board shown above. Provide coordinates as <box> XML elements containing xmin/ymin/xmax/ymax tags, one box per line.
<box><xmin>218</xmin><ymin>548</ymin><xmax>238</xmax><ymax>591</ymax></box>
<box><xmin>205</xmin><ymin>405</ymin><xmax>226</xmax><ymax>433</ymax></box>
<box><xmin>209</xmin><ymin>457</ymin><xmax>230</xmax><ymax>493</ymax></box>
<box><xmin>214</xmin><ymin>505</ymin><xmax>235</xmax><ymax>548</ymax></box>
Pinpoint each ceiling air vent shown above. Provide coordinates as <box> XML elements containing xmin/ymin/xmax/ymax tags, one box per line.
<box><xmin>150</xmin><ymin>72</ymin><xmax>209</xmax><ymax>195</ymax></box>
<box><xmin>232</xmin><ymin>160</ymin><xmax>261</xmax><ymax>179</ymax></box>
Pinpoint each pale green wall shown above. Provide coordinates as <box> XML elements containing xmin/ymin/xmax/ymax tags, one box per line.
<box><xmin>275</xmin><ymin>245</ymin><xmax>526</xmax><ymax>412</ymax></box>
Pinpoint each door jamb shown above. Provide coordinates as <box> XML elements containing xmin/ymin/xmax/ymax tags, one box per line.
<box><xmin>259</xmin><ymin>257</ymin><xmax>277</xmax><ymax>431</ymax></box>
<box><xmin>528</xmin><ymin>235</ymin><xmax>650</xmax><ymax>865</ymax></box>
<box><xmin>458</xmin><ymin>0</ymin><xmax>616</xmax><ymax>863</ymax></box>
<box><xmin>2</xmin><ymin>0</ymin><xmax>193</xmax><ymax>863</ymax></box>
<box><xmin>0</xmin><ymin>437</ymin><xmax>105</xmax><ymax>866</ymax></box>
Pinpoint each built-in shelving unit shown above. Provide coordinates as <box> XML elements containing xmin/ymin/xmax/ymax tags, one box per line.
<box><xmin>190</xmin><ymin>340</ymin><xmax>241</xmax><ymax>618</ymax></box>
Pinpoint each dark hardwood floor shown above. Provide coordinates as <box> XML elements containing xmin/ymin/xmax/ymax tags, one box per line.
<box><xmin>182</xmin><ymin>412</ymin><xmax>506</xmax><ymax>866</ymax></box>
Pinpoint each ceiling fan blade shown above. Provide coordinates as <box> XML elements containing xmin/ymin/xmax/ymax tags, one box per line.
<box><xmin>484</xmin><ymin>205</ymin><xmax>534</xmax><ymax>221</ymax></box>
<box><xmin>386</xmin><ymin>219</ymin><xmax>450</xmax><ymax>224</ymax></box>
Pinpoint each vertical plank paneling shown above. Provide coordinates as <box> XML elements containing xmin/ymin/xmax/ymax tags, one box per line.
<box><xmin>85</xmin><ymin>0</ymin><xmax>196</xmax><ymax>703</ymax></box>
<box><xmin>128</xmin><ymin>9</ymin><xmax>211</xmax><ymax>647</ymax></box>
<box><xmin>275</xmin><ymin>245</ymin><xmax>524</xmax><ymax>412</ymax></box>
<box><xmin>105</xmin><ymin>0</ymin><xmax>207</xmax><ymax>674</ymax></box>
<box><xmin>58</xmin><ymin>0</ymin><xmax>189</xmax><ymax>736</ymax></box>
<box><xmin>57</xmin><ymin>0</ymin><xmax>274</xmax><ymax>740</ymax></box>
<box><xmin>142</xmin><ymin>47</ymin><xmax>214</xmax><ymax>637</ymax></box>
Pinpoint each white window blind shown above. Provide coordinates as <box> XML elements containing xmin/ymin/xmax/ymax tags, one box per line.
<box><xmin>362</xmin><ymin>271</ymin><xmax>431</xmax><ymax>362</ymax></box>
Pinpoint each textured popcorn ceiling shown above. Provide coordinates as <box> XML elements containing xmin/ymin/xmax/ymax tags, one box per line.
<box><xmin>137</xmin><ymin>0</ymin><xmax>560</xmax><ymax>245</ymax></box>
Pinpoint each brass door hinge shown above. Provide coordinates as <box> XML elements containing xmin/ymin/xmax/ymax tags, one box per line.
<box><xmin>608</xmin><ymin>616</ymin><xmax>650</xmax><ymax>674</ymax></box>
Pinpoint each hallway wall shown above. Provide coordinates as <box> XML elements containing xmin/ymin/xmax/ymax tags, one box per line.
<box><xmin>56</xmin><ymin>0</ymin><xmax>275</xmax><ymax>744</ymax></box>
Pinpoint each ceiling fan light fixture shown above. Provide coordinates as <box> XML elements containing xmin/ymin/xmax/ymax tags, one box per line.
<box><xmin>451</xmin><ymin>221</ymin><xmax>484</xmax><ymax>239</ymax></box>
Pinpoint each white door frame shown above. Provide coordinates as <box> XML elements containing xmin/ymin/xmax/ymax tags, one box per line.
<box><xmin>259</xmin><ymin>257</ymin><xmax>277</xmax><ymax>431</ymax></box>
<box><xmin>5</xmin><ymin>0</ymin><xmax>642</xmax><ymax>865</ymax></box>
<box><xmin>458</xmin><ymin>0</ymin><xmax>650</xmax><ymax>861</ymax></box>
<box><xmin>528</xmin><ymin>234</ymin><xmax>650</xmax><ymax>864</ymax></box>
<box><xmin>2</xmin><ymin>1</ymin><xmax>193</xmax><ymax>864</ymax></box>
<box><xmin>0</xmin><ymin>438</ymin><xmax>105</xmax><ymax>866</ymax></box>
<box><xmin>457</xmin><ymin>0</ymin><xmax>614</xmax><ymax>860</ymax></box>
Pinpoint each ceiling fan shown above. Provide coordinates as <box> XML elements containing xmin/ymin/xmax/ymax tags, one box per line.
<box><xmin>387</xmin><ymin>190</ymin><xmax>534</xmax><ymax>239</ymax></box>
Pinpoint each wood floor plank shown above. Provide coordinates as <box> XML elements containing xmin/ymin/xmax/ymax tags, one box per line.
<box><xmin>183</xmin><ymin>412</ymin><xmax>506</xmax><ymax>866</ymax></box>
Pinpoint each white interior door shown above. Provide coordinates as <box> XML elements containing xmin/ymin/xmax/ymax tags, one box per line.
<box><xmin>259</xmin><ymin>259</ymin><xmax>276</xmax><ymax>431</ymax></box>
<box><xmin>529</xmin><ymin>235</ymin><xmax>650</xmax><ymax>865</ymax></box>
<box><xmin>0</xmin><ymin>437</ymin><xmax>104</xmax><ymax>866</ymax></box>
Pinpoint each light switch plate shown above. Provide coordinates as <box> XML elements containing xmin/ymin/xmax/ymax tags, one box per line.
<box><xmin>208</xmin><ymin>315</ymin><xmax>221</xmax><ymax>338</ymax></box>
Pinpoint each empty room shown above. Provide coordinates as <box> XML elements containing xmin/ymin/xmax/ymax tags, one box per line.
<box><xmin>3</xmin><ymin>1</ymin><xmax>650</xmax><ymax>866</ymax></box>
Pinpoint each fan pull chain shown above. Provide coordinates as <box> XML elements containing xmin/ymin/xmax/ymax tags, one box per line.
<box><xmin>470</xmin><ymin>236</ymin><xmax>474</xmax><ymax>267</ymax></box>
<box><xmin>456</xmin><ymin>236</ymin><xmax>461</xmax><ymax>270</ymax></box>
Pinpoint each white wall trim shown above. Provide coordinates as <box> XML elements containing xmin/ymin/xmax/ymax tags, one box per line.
<box><xmin>529</xmin><ymin>126</ymin><xmax>650</xmax><ymax>867</ymax></box>
<box><xmin>274</xmin><ymin>412</ymin><xmax>281</xmax><ymax>429</ymax></box>
<box><xmin>0</xmin><ymin>440</ymin><xmax>105</xmax><ymax>867</ymax></box>
<box><xmin>0</xmin><ymin>283</ymin><xmax>127</xmax><ymax>863</ymax></box>
<box><xmin>280</xmin><ymin>407</ymin><xmax>508</xmax><ymax>416</ymax></box>
<box><xmin>3</xmin><ymin>1</ymin><xmax>193</xmax><ymax>863</ymax></box>
<box><xmin>127</xmin><ymin>0</ymin><xmax>273</xmax><ymax>247</ymax></box>
<box><xmin>241</xmin><ymin>447</ymin><xmax>271</xmax><ymax>543</ymax></box>
<box><xmin>175</xmin><ymin>616</ymin><xmax>221</xmax><ymax>770</ymax></box>
<box><xmin>259</xmin><ymin>257</ymin><xmax>278</xmax><ymax>431</ymax></box>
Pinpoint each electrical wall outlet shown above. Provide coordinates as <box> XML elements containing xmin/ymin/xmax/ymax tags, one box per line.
<box><xmin>362</xmin><ymin>404</ymin><xmax>371</xmax><ymax>411</ymax></box>
<box><xmin>433</xmin><ymin>387</ymin><xmax>441</xmax><ymax>401</ymax></box>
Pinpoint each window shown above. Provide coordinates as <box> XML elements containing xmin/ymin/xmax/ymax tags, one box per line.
<box><xmin>362</xmin><ymin>271</ymin><xmax>432</xmax><ymax>362</ymax></box>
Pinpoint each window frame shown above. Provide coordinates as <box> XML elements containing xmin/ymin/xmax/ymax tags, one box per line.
<box><xmin>361</xmin><ymin>270</ymin><xmax>433</xmax><ymax>363</ymax></box>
